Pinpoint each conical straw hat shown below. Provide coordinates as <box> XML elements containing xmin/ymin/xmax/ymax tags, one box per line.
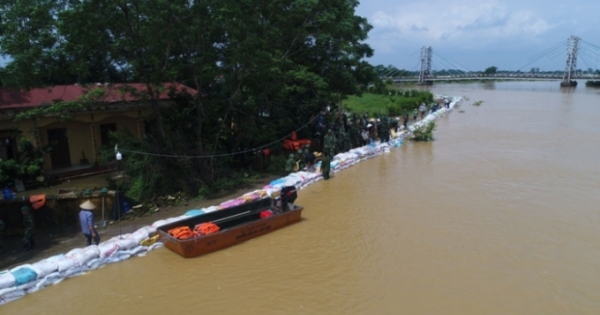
<box><xmin>80</xmin><ymin>200</ymin><xmax>96</xmax><ymax>210</ymax></box>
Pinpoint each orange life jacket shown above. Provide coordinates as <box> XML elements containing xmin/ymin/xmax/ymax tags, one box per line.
<box><xmin>194</xmin><ymin>222</ymin><xmax>220</xmax><ymax>236</ymax></box>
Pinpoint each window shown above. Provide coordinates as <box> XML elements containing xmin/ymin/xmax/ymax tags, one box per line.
<box><xmin>100</xmin><ymin>123</ymin><xmax>117</xmax><ymax>146</ymax></box>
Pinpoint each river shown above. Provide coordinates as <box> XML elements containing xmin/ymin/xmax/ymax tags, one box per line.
<box><xmin>5</xmin><ymin>81</ymin><xmax>600</xmax><ymax>315</ymax></box>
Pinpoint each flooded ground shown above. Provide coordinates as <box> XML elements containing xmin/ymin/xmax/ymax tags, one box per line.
<box><xmin>4</xmin><ymin>81</ymin><xmax>600</xmax><ymax>314</ymax></box>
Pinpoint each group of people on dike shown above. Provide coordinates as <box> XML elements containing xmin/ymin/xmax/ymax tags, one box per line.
<box><xmin>284</xmin><ymin>99</ymin><xmax>450</xmax><ymax>180</ymax></box>
<box><xmin>0</xmin><ymin>199</ymin><xmax>101</xmax><ymax>254</ymax></box>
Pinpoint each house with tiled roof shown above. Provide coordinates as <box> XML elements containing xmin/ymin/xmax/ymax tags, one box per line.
<box><xmin>0</xmin><ymin>82</ymin><xmax>196</xmax><ymax>177</ymax></box>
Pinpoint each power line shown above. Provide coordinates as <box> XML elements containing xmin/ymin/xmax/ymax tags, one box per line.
<box><xmin>119</xmin><ymin>109</ymin><xmax>324</xmax><ymax>159</ymax></box>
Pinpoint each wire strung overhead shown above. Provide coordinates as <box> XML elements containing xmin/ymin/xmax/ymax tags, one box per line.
<box><xmin>119</xmin><ymin>108</ymin><xmax>325</xmax><ymax>159</ymax></box>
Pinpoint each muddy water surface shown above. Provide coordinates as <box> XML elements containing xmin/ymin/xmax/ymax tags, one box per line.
<box><xmin>5</xmin><ymin>81</ymin><xmax>600</xmax><ymax>315</ymax></box>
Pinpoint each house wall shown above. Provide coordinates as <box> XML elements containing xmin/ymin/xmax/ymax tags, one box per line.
<box><xmin>0</xmin><ymin>108</ymin><xmax>152</xmax><ymax>172</ymax></box>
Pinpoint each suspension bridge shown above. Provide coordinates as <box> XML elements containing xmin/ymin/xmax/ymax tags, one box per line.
<box><xmin>381</xmin><ymin>36</ymin><xmax>600</xmax><ymax>87</ymax></box>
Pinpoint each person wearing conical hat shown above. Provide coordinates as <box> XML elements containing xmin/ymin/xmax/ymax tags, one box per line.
<box><xmin>79</xmin><ymin>200</ymin><xmax>100</xmax><ymax>246</ymax></box>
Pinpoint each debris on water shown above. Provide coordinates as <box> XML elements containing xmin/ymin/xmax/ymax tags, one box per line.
<box><xmin>473</xmin><ymin>100</ymin><xmax>484</xmax><ymax>106</ymax></box>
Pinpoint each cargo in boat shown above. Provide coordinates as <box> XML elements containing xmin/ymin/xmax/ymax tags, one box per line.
<box><xmin>157</xmin><ymin>186</ymin><xmax>303</xmax><ymax>258</ymax></box>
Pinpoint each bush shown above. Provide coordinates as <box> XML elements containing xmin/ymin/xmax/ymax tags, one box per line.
<box><xmin>0</xmin><ymin>138</ymin><xmax>47</xmax><ymax>186</ymax></box>
<box><xmin>412</xmin><ymin>122</ymin><xmax>436</xmax><ymax>141</ymax></box>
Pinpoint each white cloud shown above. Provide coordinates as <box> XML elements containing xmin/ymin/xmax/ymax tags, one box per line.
<box><xmin>369</xmin><ymin>0</ymin><xmax>555</xmax><ymax>46</ymax></box>
<box><xmin>356</xmin><ymin>0</ymin><xmax>600</xmax><ymax>70</ymax></box>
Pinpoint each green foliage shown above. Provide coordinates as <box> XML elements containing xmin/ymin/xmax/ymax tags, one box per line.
<box><xmin>411</xmin><ymin>122</ymin><xmax>436</xmax><ymax>142</ymax></box>
<box><xmin>483</xmin><ymin>66</ymin><xmax>498</xmax><ymax>75</ymax></box>
<box><xmin>0</xmin><ymin>138</ymin><xmax>47</xmax><ymax>186</ymax></box>
<box><xmin>473</xmin><ymin>100</ymin><xmax>484</xmax><ymax>106</ymax></box>
<box><xmin>344</xmin><ymin>89</ymin><xmax>433</xmax><ymax>117</ymax></box>
<box><xmin>15</xmin><ymin>87</ymin><xmax>108</xmax><ymax>122</ymax></box>
<box><xmin>1</xmin><ymin>0</ymin><xmax>379</xmax><ymax>202</ymax></box>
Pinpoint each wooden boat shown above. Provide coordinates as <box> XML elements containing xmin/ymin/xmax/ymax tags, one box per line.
<box><xmin>157</xmin><ymin>193</ymin><xmax>303</xmax><ymax>258</ymax></box>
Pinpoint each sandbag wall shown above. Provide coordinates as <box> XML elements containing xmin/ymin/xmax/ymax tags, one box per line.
<box><xmin>0</xmin><ymin>96</ymin><xmax>460</xmax><ymax>306</ymax></box>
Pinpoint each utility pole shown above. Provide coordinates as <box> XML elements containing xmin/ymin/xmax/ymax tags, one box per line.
<box><xmin>561</xmin><ymin>35</ymin><xmax>580</xmax><ymax>87</ymax></box>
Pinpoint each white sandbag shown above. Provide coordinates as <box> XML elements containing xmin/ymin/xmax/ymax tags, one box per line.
<box><xmin>56</xmin><ymin>257</ymin><xmax>79</xmax><ymax>272</ymax></box>
<box><xmin>98</xmin><ymin>242</ymin><xmax>119</xmax><ymax>258</ymax></box>
<box><xmin>43</xmin><ymin>272</ymin><xmax>63</xmax><ymax>286</ymax></box>
<box><xmin>61</xmin><ymin>266</ymin><xmax>87</xmax><ymax>278</ymax></box>
<box><xmin>85</xmin><ymin>258</ymin><xmax>103</xmax><ymax>271</ymax></box>
<box><xmin>135</xmin><ymin>225</ymin><xmax>157</xmax><ymax>235</ymax></box>
<box><xmin>128</xmin><ymin>245</ymin><xmax>148</xmax><ymax>256</ymax></box>
<box><xmin>105</xmin><ymin>252</ymin><xmax>130</xmax><ymax>264</ymax></box>
<box><xmin>148</xmin><ymin>242</ymin><xmax>164</xmax><ymax>251</ymax></box>
<box><xmin>203</xmin><ymin>206</ymin><xmax>218</xmax><ymax>213</ymax></box>
<box><xmin>0</xmin><ymin>270</ymin><xmax>16</xmax><ymax>290</ymax></box>
<box><xmin>114</xmin><ymin>237</ymin><xmax>137</xmax><ymax>250</ymax></box>
<box><xmin>30</xmin><ymin>259</ymin><xmax>59</xmax><ymax>280</ymax></box>
<box><xmin>0</xmin><ymin>287</ymin><xmax>25</xmax><ymax>305</ymax></box>
<box><xmin>66</xmin><ymin>246</ymin><xmax>99</xmax><ymax>266</ymax></box>
<box><xmin>15</xmin><ymin>279</ymin><xmax>39</xmax><ymax>291</ymax></box>
<box><xmin>130</xmin><ymin>231</ymin><xmax>149</xmax><ymax>244</ymax></box>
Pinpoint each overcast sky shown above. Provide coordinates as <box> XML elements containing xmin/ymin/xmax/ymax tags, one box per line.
<box><xmin>356</xmin><ymin>0</ymin><xmax>600</xmax><ymax>71</ymax></box>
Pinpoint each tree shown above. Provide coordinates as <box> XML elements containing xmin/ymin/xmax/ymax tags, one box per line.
<box><xmin>484</xmin><ymin>66</ymin><xmax>498</xmax><ymax>76</ymax></box>
<box><xmin>0</xmin><ymin>0</ymin><xmax>376</xmax><ymax>199</ymax></box>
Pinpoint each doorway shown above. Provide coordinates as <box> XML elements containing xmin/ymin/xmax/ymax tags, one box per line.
<box><xmin>47</xmin><ymin>128</ymin><xmax>71</xmax><ymax>169</ymax></box>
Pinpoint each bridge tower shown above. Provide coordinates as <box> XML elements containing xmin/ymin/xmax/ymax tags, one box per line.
<box><xmin>561</xmin><ymin>36</ymin><xmax>580</xmax><ymax>87</ymax></box>
<box><xmin>418</xmin><ymin>46</ymin><xmax>433</xmax><ymax>85</ymax></box>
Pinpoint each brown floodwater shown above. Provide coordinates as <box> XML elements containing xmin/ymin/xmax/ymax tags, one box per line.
<box><xmin>5</xmin><ymin>81</ymin><xmax>600</xmax><ymax>315</ymax></box>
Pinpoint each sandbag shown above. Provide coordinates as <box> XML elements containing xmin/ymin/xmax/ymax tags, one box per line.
<box><xmin>0</xmin><ymin>270</ymin><xmax>16</xmax><ymax>290</ymax></box>
<box><xmin>148</xmin><ymin>242</ymin><xmax>164</xmax><ymax>251</ymax></box>
<box><xmin>0</xmin><ymin>287</ymin><xmax>25</xmax><ymax>305</ymax></box>
<box><xmin>129</xmin><ymin>231</ymin><xmax>150</xmax><ymax>244</ymax></box>
<box><xmin>114</xmin><ymin>237</ymin><xmax>138</xmax><ymax>250</ymax></box>
<box><xmin>135</xmin><ymin>225</ymin><xmax>157</xmax><ymax>235</ymax></box>
<box><xmin>203</xmin><ymin>206</ymin><xmax>218</xmax><ymax>213</ymax></box>
<box><xmin>66</xmin><ymin>246</ymin><xmax>99</xmax><ymax>266</ymax></box>
<box><xmin>184</xmin><ymin>209</ymin><xmax>205</xmax><ymax>217</ymax></box>
<box><xmin>10</xmin><ymin>266</ymin><xmax>38</xmax><ymax>286</ymax></box>
<box><xmin>86</xmin><ymin>258</ymin><xmax>104</xmax><ymax>270</ymax></box>
<box><xmin>98</xmin><ymin>242</ymin><xmax>119</xmax><ymax>258</ymax></box>
<box><xmin>42</xmin><ymin>272</ymin><xmax>63</xmax><ymax>286</ymax></box>
<box><xmin>30</xmin><ymin>259</ymin><xmax>59</xmax><ymax>279</ymax></box>
<box><xmin>120</xmin><ymin>246</ymin><xmax>147</xmax><ymax>257</ymax></box>
<box><xmin>61</xmin><ymin>266</ymin><xmax>87</xmax><ymax>278</ymax></box>
<box><xmin>56</xmin><ymin>257</ymin><xmax>79</xmax><ymax>273</ymax></box>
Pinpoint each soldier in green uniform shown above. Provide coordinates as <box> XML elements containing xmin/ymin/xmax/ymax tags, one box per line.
<box><xmin>21</xmin><ymin>206</ymin><xmax>35</xmax><ymax>251</ymax></box>
<box><xmin>380</xmin><ymin>116</ymin><xmax>390</xmax><ymax>142</ymax></box>
<box><xmin>296</xmin><ymin>149</ymin><xmax>304</xmax><ymax>170</ymax></box>
<box><xmin>321</xmin><ymin>154</ymin><xmax>331</xmax><ymax>180</ymax></box>
<box><xmin>323</xmin><ymin>129</ymin><xmax>336</xmax><ymax>158</ymax></box>
<box><xmin>285</xmin><ymin>154</ymin><xmax>296</xmax><ymax>172</ymax></box>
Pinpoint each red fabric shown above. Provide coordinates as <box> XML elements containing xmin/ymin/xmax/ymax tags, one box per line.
<box><xmin>260</xmin><ymin>210</ymin><xmax>273</xmax><ymax>219</ymax></box>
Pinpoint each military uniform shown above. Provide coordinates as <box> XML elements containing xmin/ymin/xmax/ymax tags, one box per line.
<box><xmin>380</xmin><ymin>116</ymin><xmax>390</xmax><ymax>142</ymax></box>
<box><xmin>321</xmin><ymin>155</ymin><xmax>331</xmax><ymax>180</ymax></box>
<box><xmin>285</xmin><ymin>154</ymin><xmax>296</xmax><ymax>172</ymax></box>
<box><xmin>21</xmin><ymin>206</ymin><xmax>35</xmax><ymax>251</ymax></box>
<box><xmin>323</xmin><ymin>130</ymin><xmax>336</xmax><ymax>158</ymax></box>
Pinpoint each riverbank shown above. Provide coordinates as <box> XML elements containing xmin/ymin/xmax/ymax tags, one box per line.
<box><xmin>0</xmin><ymin>174</ymin><xmax>280</xmax><ymax>271</ymax></box>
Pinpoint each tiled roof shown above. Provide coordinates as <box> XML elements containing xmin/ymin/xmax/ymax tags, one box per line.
<box><xmin>0</xmin><ymin>82</ymin><xmax>197</xmax><ymax>109</ymax></box>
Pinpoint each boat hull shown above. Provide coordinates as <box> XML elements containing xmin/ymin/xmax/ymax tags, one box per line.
<box><xmin>158</xmin><ymin>205</ymin><xmax>303</xmax><ymax>258</ymax></box>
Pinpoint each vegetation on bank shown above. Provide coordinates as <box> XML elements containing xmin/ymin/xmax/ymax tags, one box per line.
<box><xmin>344</xmin><ymin>89</ymin><xmax>434</xmax><ymax>117</ymax></box>
<box><xmin>586</xmin><ymin>81</ymin><xmax>600</xmax><ymax>87</ymax></box>
<box><xmin>411</xmin><ymin>122</ymin><xmax>436</xmax><ymax>141</ymax></box>
<box><xmin>0</xmin><ymin>0</ymin><xmax>378</xmax><ymax>201</ymax></box>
